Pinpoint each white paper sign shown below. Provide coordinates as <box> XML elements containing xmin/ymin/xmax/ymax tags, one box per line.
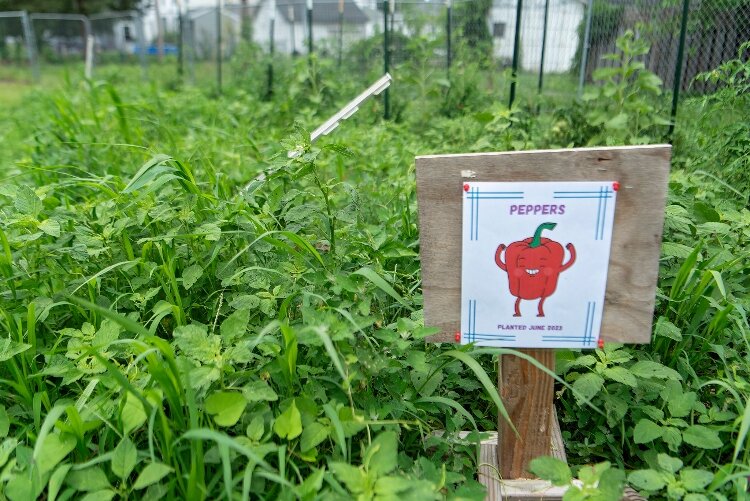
<box><xmin>460</xmin><ymin>181</ymin><xmax>617</xmax><ymax>348</ymax></box>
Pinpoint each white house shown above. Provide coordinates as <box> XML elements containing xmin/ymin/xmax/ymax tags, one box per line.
<box><xmin>252</xmin><ymin>0</ymin><xmax>372</xmax><ymax>55</ymax></box>
<box><xmin>490</xmin><ymin>0</ymin><xmax>583</xmax><ymax>72</ymax></box>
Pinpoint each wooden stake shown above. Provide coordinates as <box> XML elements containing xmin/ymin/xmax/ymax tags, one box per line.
<box><xmin>498</xmin><ymin>349</ymin><xmax>555</xmax><ymax>479</ymax></box>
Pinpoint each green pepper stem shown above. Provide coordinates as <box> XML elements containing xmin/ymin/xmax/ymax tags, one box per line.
<box><xmin>530</xmin><ymin>222</ymin><xmax>557</xmax><ymax>248</ymax></box>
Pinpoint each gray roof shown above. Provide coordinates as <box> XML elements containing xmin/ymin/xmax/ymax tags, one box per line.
<box><xmin>276</xmin><ymin>0</ymin><xmax>369</xmax><ymax>24</ymax></box>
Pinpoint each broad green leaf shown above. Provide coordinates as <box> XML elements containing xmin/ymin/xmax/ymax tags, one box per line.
<box><xmin>220</xmin><ymin>308</ymin><xmax>250</xmax><ymax>343</ymax></box>
<box><xmin>173</xmin><ymin>324</ymin><xmax>220</xmax><ymax>361</ymax></box>
<box><xmin>80</xmin><ymin>489</ymin><xmax>116</xmax><ymax>501</ymax></box>
<box><xmin>668</xmin><ymin>391</ymin><xmax>697</xmax><ymax>418</ymax></box>
<box><xmin>366</xmin><ymin>431</ymin><xmax>397</xmax><ymax>477</ymax></box>
<box><xmin>15</xmin><ymin>185</ymin><xmax>42</xmax><ymax>216</ymax></box>
<box><xmin>329</xmin><ymin>462</ymin><xmax>365</xmax><ymax>493</ymax></box>
<box><xmin>111</xmin><ymin>436</ymin><xmax>137</xmax><ymax>480</ymax></box>
<box><xmin>633</xmin><ymin>419</ymin><xmax>663</xmax><ymax>444</ymax></box>
<box><xmin>133</xmin><ymin>463</ymin><xmax>174</xmax><ymax>490</ymax></box>
<box><xmin>661</xmin><ymin>426</ymin><xmax>682</xmax><ymax>452</ymax></box>
<box><xmin>5</xmin><ymin>465</ymin><xmax>43</xmax><ymax>501</ymax></box>
<box><xmin>662</xmin><ymin>242</ymin><xmax>695</xmax><ymax>259</ymax></box>
<box><xmin>374</xmin><ymin>475</ymin><xmax>414</xmax><ymax>496</ymax></box>
<box><xmin>274</xmin><ymin>400</ymin><xmax>302</xmax><ymax>440</ymax></box>
<box><xmin>197</xmin><ymin>223</ymin><xmax>222</xmax><ymax>241</ymax></box>
<box><xmin>629</xmin><ymin>361</ymin><xmax>682</xmax><ymax>380</ymax></box>
<box><xmin>655</xmin><ymin>317</ymin><xmax>682</xmax><ymax>341</ymax></box>
<box><xmin>628</xmin><ymin>469</ymin><xmax>665</xmax><ymax>491</ymax></box>
<box><xmin>0</xmin><ymin>338</ymin><xmax>31</xmax><ymax>362</ymax></box>
<box><xmin>656</xmin><ymin>453</ymin><xmax>683</xmax><ymax>473</ymax></box>
<box><xmin>297</xmin><ymin>467</ymin><xmax>325</xmax><ymax>498</ymax></box>
<box><xmin>0</xmin><ymin>439</ymin><xmax>18</xmax><ymax>469</ymax></box>
<box><xmin>679</xmin><ymin>469</ymin><xmax>713</xmax><ymax>490</ymax></box>
<box><xmin>682</xmin><ymin>425</ymin><xmax>722</xmax><ymax>449</ymax></box>
<box><xmin>122</xmin><ymin>392</ymin><xmax>147</xmax><ymax>434</ymax></box>
<box><xmin>602</xmin><ymin>367</ymin><xmax>637</xmax><ymax>387</ymax></box>
<box><xmin>301</xmin><ymin>422</ymin><xmax>329</xmax><ymax>452</ymax></box>
<box><xmin>48</xmin><ymin>464</ymin><xmax>72</xmax><ymax>501</ymax></box>
<box><xmin>38</xmin><ymin>219</ymin><xmax>61</xmax><ymax>237</ymax></box>
<box><xmin>181</xmin><ymin>264</ymin><xmax>203</xmax><ymax>290</ymax></box>
<box><xmin>205</xmin><ymin>391</ymin><xmax>247</xmax><ymax>427</ymax></box>
<box><xmin>246</xmin><ymin>415</ymin><xmax>264</xmax><ymax>441</ymax></box>
<box><xmin>37</xmin><ymin>433</ymin><xmax>76</xmax><ymax>475</ymax></box>
<box><xmin>597</xmin><ymin>467</ymin><xmax>627</xmax><ymax>499</ymax></box>
<box><xmin>572</xmin><ymin>373</ymin><xmax>604</xmax><ymax>403</ymax></box>
<box><xmin>66</xmin><ymin>466</ymin><xmax>111</xmax><ymax>491</ymax></box>
<box><xmin>528</xmin><ymin>456</ymin><xmax>571</xmax><ymax>486</ymax></box>
<box><xmin>242</xmin><ymin>380</ymin><xmax>278</xmax><ymax>402</ymax></box>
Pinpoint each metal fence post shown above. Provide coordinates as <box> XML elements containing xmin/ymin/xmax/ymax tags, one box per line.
<box><xmin>217</xmin><ymin>0</ymin><xmax>222</xmax><ymax>93</ymax></box>
<box><xmin>19</xmin><ymin>11</ymin><xmax>39</xmax><ymax>82</ymax></box>
<box><xmin>537</xmin><ymin>0</ymin><xmax>549</xmax><ymax>95</ymax></box>
<box><xmin>578</xmin><ymin>0</ymin><xmax>594</xmax><ymax>97</ymax></box>
<box><xmin>669</xmin><ymin>0</ymin><xmax>691</xmax><ymax>139</ymax></box>
<box><xmin>268</xmin><ymin>0</ymin><xmax>276</xmax><ymax>97</ymax></box>
<box><xmin>509</xmin><ymin>0</ymin><xmax>523</xmax><ymax>107</ymax></box>
<box><xmin>338</xmin><ymin>0</ymin><xmax>344</xmax><ymax>67</ymax></box>
<box><xmin>446</xmin><ymin>0</ymin><xmax>452</xmax><ymax>77</ymax></box>
<box><xmin>383</xmin><ymin>0</ymin><xmax>390</xmax><ymax>119</ymax></box>
<box><xmin>133</xmin><ymin>14</ymin><xmax>148</xmax><ymax>80</ymax></box>
<box><xmin>178</xmin><ymin>10</ymin><xmax>184</xmax><ymax>77</ymax></box>
<box><xmin>307</xmin><ymin>0</ymin><xmax>313</xmax><ymax>57</ymax></box>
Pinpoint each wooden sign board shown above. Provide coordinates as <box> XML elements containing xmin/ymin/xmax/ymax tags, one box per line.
<box><xmin>416</xmin><ymin>145</ymin><xmax>671</xmax><ymax>345</ymax></box>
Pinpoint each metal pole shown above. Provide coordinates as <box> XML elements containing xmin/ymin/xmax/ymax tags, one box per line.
<box><xmin>268</xmin><ymin>0</ymin><xmax>275</xmax><ymax>97</ymax></box>
<box><xmin>669</xmin><ymin>0</ymin><xmax>691</xmax><ymax>139</ymax></box>
<box><xmin>578</xmin><ymin>0</ymin><xmax>594</xmax><ymax>97</ymax></box>
<box><xmin>383</xmin><ymin>0</ymin><xmax>390</xmax><ymax>119</ymax></box>
<box><xmin>135</xmin><ymin>14</ymin><xmax>148</xmax><ymax>80</ymax></box>
<box><xmin>446</xmin><ymin>0</ymin><xmax>452</xmax><ymax>76</ymax></box>
<box><xmin>338</xmin><ymin>0</ymin><xmax>344</xmax><ymax>67</ymax></box>
<box><xmin>217</xmin><ymin>0</ymin><xmax>222</xmax><ymax>93</ymax></box>
<box><xmin>307</xmin><ymin>0</ymin><xmax>313</xmax><ymax>57</ymax></box>
<box><xmin>537</xmin><ymin>0</ymin><xmax>549</xmax><ymax>94</ymax></box>
<box><xmin>509</xmin><ymin>0</ymin><xmax>523</xmax><ymax>107</ymax></box>
<box><xmin>85</xmin><ymin>34</ymin><xmax>94</xmax><ymax>79</ymax></box>
<box><xmin>20</xmin><ymin>11</ymin><xmax>39</xmax><ymax>82</ymax></box>
<box><xmin>178</xmin><ymin>12</ymin><xmax>184</xmax><ymax>77</ymax></box>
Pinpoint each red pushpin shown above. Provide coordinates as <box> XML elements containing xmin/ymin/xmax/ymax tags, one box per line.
<box><xmin>455</xmin><ymin>331</ymin><xmax>461</xmax><ymax>342</ymax></box>
<box><xmin>597</xmin><ymin>338</ymin><xmax>604</xmax><ymax>349</ymax></box>
<box><xmin>463</xmin><ymin>184</ymin><xmax>470</xmax><ymax>192</ymax></box>
<box><xmin>612</xmin><ymin>182</ymin><xmax>620</xmax><ymax>191</ymax></box>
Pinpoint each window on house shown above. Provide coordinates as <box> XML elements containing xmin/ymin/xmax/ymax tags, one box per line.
<box><xmin>493</xmin><ymin>22</ymin><xmax>506</xmax><ymax>38</ymax></box>
<box><xmin>123</xmin><ymin>26</ymin><xmax>134</xmax><ymax>42</ymax></box>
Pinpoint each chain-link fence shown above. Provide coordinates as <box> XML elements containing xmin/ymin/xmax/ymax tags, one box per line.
<box><xmin>90</xmin><ymin>11</ymin><xmax>147</xmax><ymax>78</ymax></box>
<box><xmin>2</xmin><ymin>1</ymin><xmax>749</xmax><ymax>120</ymax></box>
<box><xmin>0</xmin><ymin>11</ymin><xmax>38</xmax><ymax>82</ymax></box>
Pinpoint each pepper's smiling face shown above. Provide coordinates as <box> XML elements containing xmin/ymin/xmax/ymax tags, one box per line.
<box><xmin>516</xmin><ymin>252</ymin><xmax>551</xmax><ymax>278</ymax></box>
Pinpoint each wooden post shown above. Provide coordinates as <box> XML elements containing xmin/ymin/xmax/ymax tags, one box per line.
<box><xmin>499</xmin><ymin>349</ymin><xmax>555</xmax><ymax>479</ymax></box>
<box><xmin>415</xmin><ymin>146</ymin><xmax>671</xmax><ymax>498</ymax></box>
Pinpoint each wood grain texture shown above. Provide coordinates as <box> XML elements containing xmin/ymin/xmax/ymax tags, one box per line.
<box><xmin>498</xmin><ymin>349</ymin><xmax>556</xmax><ymax>479</ymax></box>
<box><xmin>416</xmin><ymin>145</ymin><xmax>671</xmax><ymax>344</ymax></box>
<box><xmin>475</xmin><ymin>412</ymin><xmax>567</xmax><ymax>500</ymax></box>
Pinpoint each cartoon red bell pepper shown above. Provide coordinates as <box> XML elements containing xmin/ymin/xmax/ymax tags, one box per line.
<box><xmin>494</xmin><ymin>222</ymin><xmax>576</xmax><ymax>317</ymax></box>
